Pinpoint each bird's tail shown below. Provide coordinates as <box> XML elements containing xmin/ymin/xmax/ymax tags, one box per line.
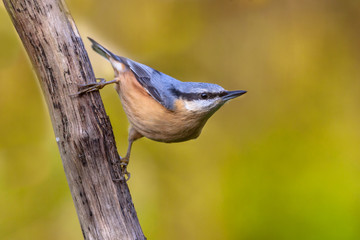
<box><xmin>87</xmin><ymin>37</ymin><xmax>121</xmax><ymax>62</ymax></box>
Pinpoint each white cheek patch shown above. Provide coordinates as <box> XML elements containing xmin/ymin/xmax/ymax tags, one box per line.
<box><xmin>184</xmin><ymin>100</ymin><xmax>212</xmax><ymax>112</ymax></box>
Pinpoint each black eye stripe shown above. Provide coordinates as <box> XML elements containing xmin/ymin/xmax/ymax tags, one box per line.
<box><xmin>170</xmin><ymin>88</ymin><xmax>225</xmax><ymax>101</ymax></box>
<box><xmin>219</xmin><ymin>92</ymin><xmax>227</xmax><ymax>97</ymax></box>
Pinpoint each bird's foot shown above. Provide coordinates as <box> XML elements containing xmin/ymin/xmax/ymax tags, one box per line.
<box><xmin>113</xmin><ymin>156</ymin><xmax>131</xmax><ymax>182</ymax></box>
<box><xmin>72</xmin><ymin>78</ymin><xmax>107</xmax><ymax>96</ymax></box>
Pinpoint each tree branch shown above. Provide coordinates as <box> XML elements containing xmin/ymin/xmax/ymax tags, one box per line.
<box><xmin>3</xmin><ymin>0</ymin><xmax>146</xmax><ymax>239</ymax></box>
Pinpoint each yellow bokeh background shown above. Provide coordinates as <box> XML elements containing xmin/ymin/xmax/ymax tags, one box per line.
<box><xmin>1</xmin><ymin>0</ymin><xmax>360</xmax><ymax>239</ymax></box>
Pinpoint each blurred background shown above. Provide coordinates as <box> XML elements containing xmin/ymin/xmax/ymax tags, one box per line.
<box><xmin>1</xmin><ymin>0</ymin><xmax>360</xmax><ymax>239</ymax></box>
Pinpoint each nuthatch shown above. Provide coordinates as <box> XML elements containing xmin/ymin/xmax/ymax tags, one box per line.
<box><xmin>78</xmin><ymin>37</ymin><xmax>247</xmax><ymax>179</ymax></box>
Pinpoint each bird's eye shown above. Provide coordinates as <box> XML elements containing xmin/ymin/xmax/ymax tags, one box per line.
<box><xmin>201</xmin><ymin>93</ymin><xmax>208</xmax><ymax>99</ymax></box>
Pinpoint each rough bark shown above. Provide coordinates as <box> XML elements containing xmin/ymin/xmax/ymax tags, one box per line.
<box><xmin>3</xmin><ymin>0</ymin><xmax>146</xmax><ymax>239</ymax></box>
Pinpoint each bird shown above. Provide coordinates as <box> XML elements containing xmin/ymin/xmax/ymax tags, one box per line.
<box><xmin>77</xmin><ymin>37</ymin><xmax>247</xmax><ymax>180</ymax></box>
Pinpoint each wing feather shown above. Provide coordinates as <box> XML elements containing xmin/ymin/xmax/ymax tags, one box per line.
<box><xmin>120</xmin><ymin>58</ymin><xmax>179</xmax><ymax>111</ymax></box>
<box><xmin>88</xmin><ymin>38</ymin><xmax>179</xmax><ymax>110</ymax></box>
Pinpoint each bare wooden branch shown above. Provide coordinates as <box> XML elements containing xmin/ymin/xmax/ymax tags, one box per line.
<box><xmin>3</xmin><ymin>0</ymin><xmax>146</xmax><ymax>239</ymax></box>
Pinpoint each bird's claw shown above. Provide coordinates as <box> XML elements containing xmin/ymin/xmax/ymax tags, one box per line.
<box><xmin>120</xmin><ymin>157</ymin><xmax>131</xmax><ymax>181</ymax></box>
<box><xmin>71</xmin><ymin>78</ymin><xmax>107</xmax><ymax>96</ymax></box>
<box><xmin>112</xmin><ymin>167</ymin><xmax>130</xmax><ymax>182</ymax></box>
<box><xmin>121</xmin><ymin>167</ymin><xmax>131</xmax><ymax>182</ymax></box>
<box><xmin>113</xmin><ymin>157</ymin><xmax>131</xmax><ymax>182</ymax></box>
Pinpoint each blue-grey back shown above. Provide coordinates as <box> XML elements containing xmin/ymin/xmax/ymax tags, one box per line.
<box><xmin>121</xmin><ymin>57</ymin><xmax>225</xmax><ymax>111</ymax></box>
<box><xmin>120</xmin><ymin>57</ymin><xmax>181</xmax><ymax>110</ymax></box>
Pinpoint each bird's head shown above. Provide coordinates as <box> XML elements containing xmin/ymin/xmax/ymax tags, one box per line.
<box><xmin>171</xmin><ymin>82</ymin><xmax>247</xmax><ymax>114</ymax></box>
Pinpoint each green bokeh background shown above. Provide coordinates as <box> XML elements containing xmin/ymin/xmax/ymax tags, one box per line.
<box><xmin>1</xmin><ymin>0</ymin><xmax>360</xmax><ymax>239</ymax></box>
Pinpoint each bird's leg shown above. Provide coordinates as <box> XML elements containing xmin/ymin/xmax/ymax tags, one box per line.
<box><xmin>119</xmin><ymin>139</ymin><xmax>134</xmax><ymax>180</ymax></box>
<box><xmin>74</xmin><ymin>78</ymin><xmax>118</xmax><ymax>95</ymax></box>
<box><xmin>118</xmin><ymin>127</ymin><xmax>143</xmax><ymax>181</ymax></box>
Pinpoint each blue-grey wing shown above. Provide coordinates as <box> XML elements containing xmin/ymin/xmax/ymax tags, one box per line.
<box><xmin>120</xmin><ymin>57</ymin><xmax>180</xmax><ymax>111</ymax></box>
<box><xmin>87</xmin><ymin>37</ymin><xmax>179</xmax><ymax>109</ymax></box>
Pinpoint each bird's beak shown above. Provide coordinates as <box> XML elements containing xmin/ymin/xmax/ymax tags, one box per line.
<box><xmin>222</xmin><ymin>90</ymin><xmax>247</xmax><ymax>101</ymax></box>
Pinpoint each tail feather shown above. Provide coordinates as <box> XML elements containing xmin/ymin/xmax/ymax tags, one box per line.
<box><xmin>87</xmin><ymin>37</ymin><xmax>121</xmax><ymax>62</ymax></box>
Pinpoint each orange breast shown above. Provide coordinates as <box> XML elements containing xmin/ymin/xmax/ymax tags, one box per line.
<box><xmin>114</xmin><ymin>71</ymin><xmax>209</xmax><ymax>142</ymax></box>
